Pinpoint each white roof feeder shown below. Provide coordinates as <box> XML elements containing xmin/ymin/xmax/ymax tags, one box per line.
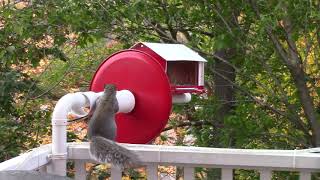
<box><xmin>131</xmin><ymin>42</ymin><xmax>207</xmax><ymax>94</ymax></box>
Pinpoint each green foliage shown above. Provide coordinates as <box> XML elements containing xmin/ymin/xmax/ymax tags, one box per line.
<box><xmin>0</xmin><ymin>0</ymin><xmax>121</xmax><ymax>161</ymax></box>
<box><xmin>0</xmin><ymin>99</ymin><xmax>51</xmax><ymax>161</ymax></box>
<box><xmin>0</xmin><ymin>69</ymin><xmax>30</xmax><ymax>115</ymax></box>
<box><xmin>234</xmin><ymin>170</ymin><xmax>259</xmax><ymax>180</ymax></box>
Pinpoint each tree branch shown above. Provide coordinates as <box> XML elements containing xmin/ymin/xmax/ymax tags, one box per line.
<box><xmin>282</xmin><ymin>18</ymin><xmax>303</xmax><ymax>66</ymax></box>
<box><xmin>248</xmin><ymin>0</ymin><xmax>319</xmax><ymax>146</ymax></box>
<box><xmin>162</xmin><ymin>120</ymin><xmax>217</xmax><ymax>132</ymax></box>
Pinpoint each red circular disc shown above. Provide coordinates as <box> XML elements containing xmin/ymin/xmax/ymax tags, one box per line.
<box><xmin>90</xmin><ymin>50</ymin><xmax>172</xmax><ymax>144</ymax></box>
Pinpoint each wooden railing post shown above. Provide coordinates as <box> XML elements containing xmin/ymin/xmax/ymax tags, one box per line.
<box><xmin>184</xmin><ymin>167</ymin><xmax>194</xmax><ymax>180</ymax></box>
<box><xmin>111</xmin><ymin>166</ymin><xmax>122</xmax><ymax>180</ymax></box>
<box><xmin>300</xmin><ymin>171</ymin><xmax>311</xmax><ymax>180</ymax></box>
<box><xmin>74</xmin><ymin>160</ymin><xmax>86</xmax><ymax>180</ymax></box>
<box><xmin>221</xmin><ymin>168</ymin><xmax>233</xmax><ymax>180</ymax></box>
<box><xmin>259</xmin><ymin>170</ymin><xmax>272</xmax><ymax>180</ymax></box>
<box><xmin>147</xmin><ymin>164</ymin><xmax>158</xmax><ymax>180</ymax></box>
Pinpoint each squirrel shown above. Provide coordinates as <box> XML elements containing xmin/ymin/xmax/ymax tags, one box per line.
<box><xmin>86</xmin><ymin>84</ymin><xmax>140</xmax><ymax>168</ymax></box>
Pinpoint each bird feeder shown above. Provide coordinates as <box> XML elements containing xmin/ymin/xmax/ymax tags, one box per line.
<box><xmin>88</xmin><ymin>42</ymin><xmax>206</xmax><ymax>144</ymax></box>
<box><xmin>131</xmin><ymin>42</ymin><xmax>206</xmax><ymax>94</ymax></box>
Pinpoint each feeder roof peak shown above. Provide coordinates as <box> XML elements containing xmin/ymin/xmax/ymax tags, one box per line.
<box><xmin>133</xmin><ymin>42</ymin><xmax>207</xmax><ymax>62</ymax></box>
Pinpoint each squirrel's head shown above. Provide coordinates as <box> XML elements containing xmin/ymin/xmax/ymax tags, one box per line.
<box><xmin>102</xmin><ymin>84</ymin><xmax>119</xmax><ymax>112</ymax></box>
<box><xmin>104</xmin><ymin>84</ymin><xmax>117</xmax><ymax>97</ymax></box>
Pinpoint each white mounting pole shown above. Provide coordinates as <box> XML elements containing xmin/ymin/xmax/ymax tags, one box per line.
<box><xmin>47</xmin><ymin>90</ymin><xmax>135</xmax><ymax>176</ymax></box>
<box><xmin>47</xmin><ymin>93</ymin><xmax>86</xmax><ymax>176</ymax></box>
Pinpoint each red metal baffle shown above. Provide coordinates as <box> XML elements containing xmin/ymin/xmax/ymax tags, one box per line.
<box><xmin>90</xmin><ymin>50</ymin><xmax>172</xmax><ymax>144</ymax></box>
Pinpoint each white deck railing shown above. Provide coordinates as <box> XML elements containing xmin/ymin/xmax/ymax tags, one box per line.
<box><xmin>0</xmin><ymin>142</ymin><xmax>319</xmax><ymax>179</ymax></box>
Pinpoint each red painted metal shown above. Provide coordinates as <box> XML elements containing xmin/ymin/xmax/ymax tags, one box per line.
<box><xmin>171</xmin><ymin>85</ymin><xmax>205</xmax><ymax>94</ymax></box>
<box><xmin>131</xmin><ymin>43</ymin><xmax>167</xmax><ymax>70</ymax></box>
<box><xmin>90</xmin><ymin>50</ymin><xmax>172</xmax><ymax>144</ymax></box>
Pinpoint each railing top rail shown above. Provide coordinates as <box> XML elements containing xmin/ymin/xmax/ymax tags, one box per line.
<box><xmin>68</xmin><ymin>142</ymin><xmax>320</xmax><ymax>171</ymax></box>
<box><xmin>1</xmin><ymin>143</ymin><xmax>319</xmax><ymax>172</ymax></box>
<box><xmin>0</xmin><ymin>144</ymin><xmax>51</xmax><ymax>171</ymax></box>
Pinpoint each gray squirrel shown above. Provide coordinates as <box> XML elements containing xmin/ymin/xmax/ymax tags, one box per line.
<box><xmin>86</xmin><ymin>84</ymin><xmax>140</xmax><ymax>168</ymax></box>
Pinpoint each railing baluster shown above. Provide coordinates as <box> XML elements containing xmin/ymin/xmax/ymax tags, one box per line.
<box><xmin>221</xmin><ymin>168</ymin><xmax>233</xmax><ymax>180</ymax></box>
<box><xmin>111</xmin><ymin>165</ymin><xmax>122</xmax><ymax>180</ymax></box>
<box><xmin>300</xmin><ymin>171</ymin><xmax>311</xmax><ymax>180</ymax></box>
<box><xmin>147</xmin><ymin>164</ymin><xmax>158</xmax><ymax>180</ymax></box>
<box><xmin>184</xmin><ymin>167</ymin><xmax>194</xmax><ymax>180</ymax></box>
<box><xmin>74</xmin><ymin>160</ymin><xmax>86</xmax><ymax>180</ymax></box>
<box><xmin>259</xmin><ymin>170</ymin><xmax>272</xmax><ymax>180</ymax></box>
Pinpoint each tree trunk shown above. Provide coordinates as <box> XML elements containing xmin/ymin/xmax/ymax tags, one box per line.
<box><xmin>288</xmin><ymin>65</ymin><xmax>320</xmax><ymax>147</ymax></box>
<box><xmin>264</xmin><ymin>16</ymin><xmax>320</xmax><ymax>147</ymax></box>
<box><xmin>214</xmin><ymin>49</ymin><xmax>236</xmax><ymax>120</ymax></box>
<box><xmin>282</xmin><ymin>17</ymin><xmax>320</xmax><ymax>147</ymax></box>
<box><xmin>213</xmin><ymin>48</ymin><xmax>236</xmax><ymax>147</ymax></box>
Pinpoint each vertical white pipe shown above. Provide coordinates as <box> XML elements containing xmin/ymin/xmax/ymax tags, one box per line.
<box><xmin>47</xmin><ymin>93</ymin><xmax>87</xmax><ymax>176</ymax></box>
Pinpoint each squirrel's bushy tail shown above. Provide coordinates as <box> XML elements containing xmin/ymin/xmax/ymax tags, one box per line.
<box><xmin>89</xmin><ymin>136</ymin><xmax>140</xmax><ymax>168</ymax></box>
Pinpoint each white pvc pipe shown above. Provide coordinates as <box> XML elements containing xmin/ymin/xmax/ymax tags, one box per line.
<box><xmin>48</xmin><ymin>90</ymin><xmax>191</xmax><ymax>176</ymax></box>
<box><xmin>48</xmin><ymin>92</ymin><xmax>87</xmax><ymax>176</ymax></box>
<box><xmin>115</xmin><ymin>90</ymin><xmax>135</xmax><ymax>113</ymax></box>
<box><xmin>48</xmin><ymin>90</ymin><xmax>135</xmax><ymax>176</ymax></box>
<box><xmin>83</xmin><ymin>90</ymin><xmax>135</xmax><ymax>114</ymax></box>
<box><xmin>172</xmin><ymin>93</ymin><xmax>192</xmax><ymax>104</ymax></box>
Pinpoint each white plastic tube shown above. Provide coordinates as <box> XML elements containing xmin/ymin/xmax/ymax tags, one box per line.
<box><xmin>172</xmin><ymin>93</ymin><xmax>192</xmax><ymax>104</ymax></box>
<box><xmin>116</xmin><ymin>90</ymin><xmax>135</xmax><ymax>113</ymax></box>
<box><xmin>82</xmin><ymin>90</ymin><xmax>135</xmax><ymax>113</ymax></box>
<box><xmin>48</xmin><ymin>90</ymin><xmax>135</xmax><ymax>176</ymax></box>
<box><xmin>48</xmin><ymin>92</ymin><xmax>87</xmax><ymax>176</ymax></box>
